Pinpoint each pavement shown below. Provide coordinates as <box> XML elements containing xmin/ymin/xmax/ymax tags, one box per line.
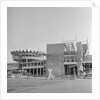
<box><xmin>7</xmin><ymin>77</ymin><xmax>92</xmax><ymax>93</ymax></box>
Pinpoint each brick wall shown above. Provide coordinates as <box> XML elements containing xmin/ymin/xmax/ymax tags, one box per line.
<box><xmin>47</xmin><ymin>43</ymin><xmax>64</xmax><ymax>76</ymax></box>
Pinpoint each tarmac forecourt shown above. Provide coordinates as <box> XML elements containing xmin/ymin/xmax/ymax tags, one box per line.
<box><xmin>7</xmin><ymin>77</ymin><xmax>92</xmax><ymax>93</ymax></box>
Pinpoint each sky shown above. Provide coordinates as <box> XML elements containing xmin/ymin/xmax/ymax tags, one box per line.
<box><xmin>7</xmin><ymin>7</ymin><xmax>92</xmax><ymax>63</ymax></box>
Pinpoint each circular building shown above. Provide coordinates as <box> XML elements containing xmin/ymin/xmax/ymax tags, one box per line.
<box><xmin>11</xmin><ymin>50</ymin><xmax>46</xmax><ymax>77</ymax></box>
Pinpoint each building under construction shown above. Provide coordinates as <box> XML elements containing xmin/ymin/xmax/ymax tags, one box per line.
<box><xmin>8</xmin><ymin>40</ymin><xmax>92</xmax><ymax>77</ymax></box>
<box><xmin>46</xmin><ymin>40</ymin><xmax>92</xmax><ymax>77</ymax></box>
<box><xmin>10</xmin><ymin>50</ymin><xmax>46</xmax><ymax>76</ymax></box>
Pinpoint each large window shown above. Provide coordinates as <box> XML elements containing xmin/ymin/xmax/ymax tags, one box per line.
<box><xmin>85</xmin><ymin>63</ymin><xmax>91</xmax><ymax>68</ymax></box>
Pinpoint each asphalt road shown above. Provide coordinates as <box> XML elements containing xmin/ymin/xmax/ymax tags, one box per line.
<box><xmin>7</xmin><ymin>77</ymin><xmax>92</xmax><ymax>93</ymax></box>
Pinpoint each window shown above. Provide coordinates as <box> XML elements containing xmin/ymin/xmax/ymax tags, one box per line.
<box><xmin>38</xmin><ymin>62</ymin><xmax>40</xmax><ymax>66</ymax></box>
<box><xmin>23</xmin><ymin>64</ymin><xmax>26</xmax><ymax>67</ymax></box>
<box><xmin>35</xmin><ymin>63</ymin><xmax>37</xmax><ymax>66</ymax></box>
<box><xmin>85</xmin><ymin>63</ymin><xmax>90</xmax><ymax>68</ymax></box>
<box><xmin>41</xmin><ymin>62</ymin><xmax>43</xmax><ymax>65</ymax></box>
<box><xmin>72</xmin><ymin>60</ymin><xmax>74</xmax><ymax>62</ymax></box>
<box><xmin>44</xmin><ymin>61</ymin><xmax>46</xmax><ymax>64</ymax></box>
<box><xmin>90</xmin><ymin>63</ymin><xmax>92</xmax><ymax>68</ymax></box>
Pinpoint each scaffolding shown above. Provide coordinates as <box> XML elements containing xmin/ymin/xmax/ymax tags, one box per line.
<box><xmin>62</xmin><ymin>39</ymin><xmax>89</xmax><ymax>76</ymax></box>
<box><xmin>63</xmin><ymin>40</ymin><xmax>77</xmax><ymax>55</ymax></box>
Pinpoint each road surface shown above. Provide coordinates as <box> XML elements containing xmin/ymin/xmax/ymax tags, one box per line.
<box><xmin>7</xmin><ymin>77</ymin><xmax>92</xmax><ymax>93</ymax></box>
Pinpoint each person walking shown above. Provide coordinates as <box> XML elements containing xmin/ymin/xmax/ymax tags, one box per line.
<box><xmin>73</xmin><ymin>67</ymin><xmax>77</xmax><ymax>78</ymax></box>
<box><xmin>48</xmin><ymin>68</ymin><xmax>55</xmax><ymax>80</ymax></box>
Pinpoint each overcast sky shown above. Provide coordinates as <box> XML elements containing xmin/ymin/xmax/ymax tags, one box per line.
<box><xmin>7</xmin><ymin>7</ymin><xmax>92</xmax><ymax>63</ymax></box>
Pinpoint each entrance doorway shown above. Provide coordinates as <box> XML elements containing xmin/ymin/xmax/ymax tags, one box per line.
<box><xmin>64</xmin><ymin>64</ymin><xmax>77</xmax><ymax>75</ymax></box>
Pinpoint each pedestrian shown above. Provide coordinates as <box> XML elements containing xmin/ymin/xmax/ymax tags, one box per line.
<box><xmin>48</xmin><ymin>68</ymin><xmax>55</xmax><ymax>80</ymax></box>
<box><xmin>73</xmin><ymin>68</ymin><xmax>77</xmax><ymax>78</ymax></box>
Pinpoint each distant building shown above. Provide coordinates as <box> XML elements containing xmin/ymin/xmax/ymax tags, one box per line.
<box><xmin>7</xmin><ymin>63</ymin><xmax>19</xmax><ymax>71</ymax></box>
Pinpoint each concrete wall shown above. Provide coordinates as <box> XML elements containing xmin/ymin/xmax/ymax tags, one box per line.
<box><xmin>47</xmin><ymin>43</ymin><xmax>64</xmax><ymax>76</ymax></box>
<box><xmin>84</xmin><ymin>55</ymin><xmax>92</xmax><ymax>62</ymax></box>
